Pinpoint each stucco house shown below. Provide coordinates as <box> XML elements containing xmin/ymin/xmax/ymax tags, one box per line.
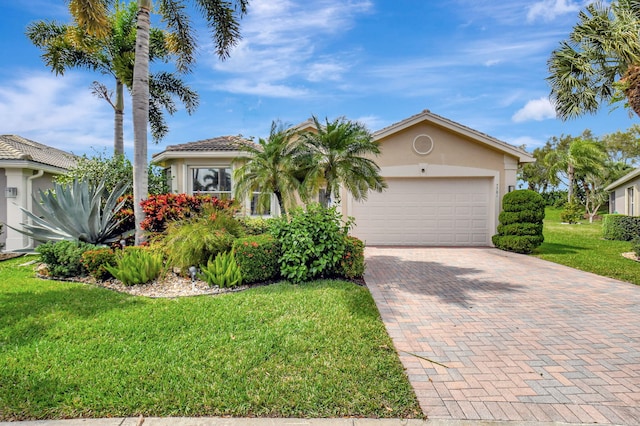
<box><xmin>153</xmin><ymin>109</ymin><xmax>534</xmax><ymax>247</ymax></box>
<box><xmin>0</xmin><ymin>135</ymin><xmax>77</xmax><ymax>251</ymax></box>
<box><xmin>605</xmin><ymin>168</ymin><xmax>640</xmax><ymax>215</ymax></box>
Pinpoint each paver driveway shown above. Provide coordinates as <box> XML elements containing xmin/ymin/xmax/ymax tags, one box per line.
<box><xmin>365</xmin><ymin>247</ymin><xmax>640</xmax><ymax>425</ymax></box>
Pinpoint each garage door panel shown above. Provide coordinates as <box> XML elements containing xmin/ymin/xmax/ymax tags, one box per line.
<box><xmin>350</xmin><ymin>178</ymin><xmax>491</xmax><ymax>246</ymax></box>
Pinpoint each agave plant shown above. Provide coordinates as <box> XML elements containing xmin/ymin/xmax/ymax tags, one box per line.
<box><xmin>12</xmin><ymin>178</ymin><xmax>131</xmax><ymax>244</ymax></box>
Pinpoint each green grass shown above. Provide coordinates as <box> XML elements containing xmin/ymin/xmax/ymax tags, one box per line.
<box><xmin>533</xmin><ymin>208</ymin><xmax>640</xmax><ymax>285</ymax></box>
<box><xmin>0</xmin><ymin>258</ymin><xmax>422</xmax><ymax>421</ymax></box>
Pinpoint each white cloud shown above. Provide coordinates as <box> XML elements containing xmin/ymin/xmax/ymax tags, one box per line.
<box><xmin>507</xmin><ymin>135</ymin><xmax>547</xmax><ymax>150</ymax></box>
<box><xmin>203</xmin><ymin>0</ymin><xmax>373</xmax><ymax>98</ymax></box>
<box><xmin>214</xmin><ymin>79</ymin><xmax>310</xmax><ymax>98</ymax></box>
<box><xmin>512</xmin><ymin>97</ymin><xmax>557</xmax><ymax>122</ymax></box>
<box><xmin>0</xmin><ymin>72</ymin><xmax>115</xmax><ymax>153</ymax></box>
<box><xmin>526</xmin><ymin>0</ymin><xmax>582</xmax><ymax>22</ymax></box>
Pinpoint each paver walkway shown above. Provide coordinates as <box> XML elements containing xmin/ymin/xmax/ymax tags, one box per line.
<box><xmin>364</xmin><ymin>247</ymin><xmax>640</xmax><ymax>425</ymax></box>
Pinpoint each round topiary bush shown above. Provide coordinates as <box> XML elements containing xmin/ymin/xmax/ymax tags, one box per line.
<box><xmin>492</xmin><ymin>189</ymin><xmax>545</xmax><ymax>254</ymax></box>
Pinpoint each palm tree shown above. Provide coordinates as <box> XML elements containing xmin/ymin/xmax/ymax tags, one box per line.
<box><xmin>547</xmin><ymin>0</ymin><xmax>640</xmax><ymax>119</ymax></box>
<box><xmin>68</xmin><ymin>0</ymin><xmax>248</xmax><ymax>244</ymax></box>
<box><xmin>233</xmin><ymin>122</ymin><xmax>302</xmax><ymax>216</ymax></box>
<box><xmin>545</xmin><ymin>138</ymin><xmax>606</xmax><ymax>203</ymax></box>
<box><xmin>27</xmin><ymin>2</ymin><xmax>199</xmax><ymax>155</ymax></box>
<box><xmin>299</xmin><ymin>116</ymin><xmax>387</xmax><ymax>206</ymax></box>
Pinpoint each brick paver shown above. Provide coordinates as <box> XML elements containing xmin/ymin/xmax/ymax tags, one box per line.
<box><xmin>365</xmin><ymin>247</ymin><xmax>640</xmax><ymax>425</ymax></box>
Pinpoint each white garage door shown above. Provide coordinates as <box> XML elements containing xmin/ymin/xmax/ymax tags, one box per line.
<box><xmin>349</xmin><ymin>177</ymin><xmax>492</xmax><ymax>246</ymax></box>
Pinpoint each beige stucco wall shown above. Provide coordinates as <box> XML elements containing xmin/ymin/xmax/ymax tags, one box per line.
<box><xmin>337</xmin><ymin>121</ymin><xmax>520</xmax><ymax>213</ymax></box>
<box><xmin>2</xmin><ymin>168</ymin><xmax>59</xmax><ymax>251</ymax></box>
<box><xmin>611</xmin><ymin>176</ymin><xmax>640</xmax><ymax>215</ymax></box>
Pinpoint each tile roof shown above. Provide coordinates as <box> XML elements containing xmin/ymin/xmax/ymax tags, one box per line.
<box><xmin>163</xmin><ymin>135</ymin><xmax>254</xmax><ymax>152</ymax></box>
<box><xmin>0</xmin><ymin>135</ymin><xmax>77</xmax><ymax>170</ymax></box>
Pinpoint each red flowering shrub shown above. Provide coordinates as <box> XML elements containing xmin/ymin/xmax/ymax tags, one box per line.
<box><xmin>141</xmin><ymin>193</ymin><xmax>235</xmax><ymax>233</ymax></box>
<box><xmin>115</xmin><ymin>193</ymin><xmax>236</xmax><ymax>235</ymax></box>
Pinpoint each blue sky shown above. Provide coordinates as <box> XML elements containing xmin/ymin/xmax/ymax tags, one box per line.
<box><xmin>0</xmin><ymin>0</ymin><xmax>637</xmax><ymax>159</ymax></box>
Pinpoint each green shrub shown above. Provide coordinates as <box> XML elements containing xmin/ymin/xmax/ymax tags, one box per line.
<box><xmin>271</xmin><ymin>204</ymin><xmax>350</xmax><ymax>284</ymax></box>
<box><xmin>632</xmin><ymin>237</ymin><xmax>640</xmax><ymax>258</ymax></box>
<box><xmin>498</xmin><ymin>210</ymin><xmax>545</xmax><ymax>224</ymax></box>
<box><xmin>104</xmin><ymin>247</ymin><xmax>163</xmax><ymax>286</ymax></box>
<box><xmin>496</xmin><ymin>222</ymin><xmax>543</xmax><ymax>236</ymax></box>
<box><xmin>238</xmin><ymin>217</ymin><xmax>276</xmax><ymax>236</ymax></box>
<box><xmin>198</xmin><ymin>251</ymin><xmax>243</xmax><ymax>288</ymax></box>
<box><xmin>560</xmin><ymin>202</ymin><xmax>583</xmax><ymax>224</ymax></box>
<box><xmin>36</xmin><ymin>240</ymin><xmax>96</xmax><ymax>278</ymax></box>
<box><xmin>160</xmin><ymin>209</ymin><xmax>244</xmax><ymax>272</ymax></box>
<box><xmin>233</xmin><ymin>234</ymin><xmax>281</xmax><ymax>283</ymax></box>
<box><xmin>602</xmin><ymin>214</ymin><xmax>640</xmax><ymax>241</ymax></box>
<box><xmin>491</xmin><ymin>235</ymin><xmax>543</xmax><ymax>254</ymax></box>
<box><xmin>492</xmin><ymin>190</ymin><xmax>545</xmax><ymax>254</ymax></box>
<box><xmin>81</xmin><ymin>248</ymin><xmax>117</xmax><ymax>281</ymax></box>
<box><xmin>335</xmin><ymin>236</ymin><xmax>365</xmax><ymax>279</ymax></box>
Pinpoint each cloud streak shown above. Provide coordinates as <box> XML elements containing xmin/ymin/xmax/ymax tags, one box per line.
<box><xmin>0</xmin><ymin>72</ymin><xmax>117</xmax><ymax>152</ymax></box>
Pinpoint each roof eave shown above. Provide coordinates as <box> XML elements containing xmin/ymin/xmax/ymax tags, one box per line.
<box><xmin>152</xmin><ymin>150</ymin><xmax>250</xmax><ymax>164</ymax></box>
<box><xmin>0</xmin><ymin>159</ymin><xmax>73</xmax><ymax>174</ymax></box>
<box><xmin>605</xmin><ymin>168</ymin><xmax>640</xmax><ymax>191</ymax></box>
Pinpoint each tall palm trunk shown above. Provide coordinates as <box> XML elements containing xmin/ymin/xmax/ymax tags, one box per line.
<box><xmin>114</xmin><ymin>79</ymin><xmax>124</xmax><ymax>156</ymax></box>
<box><xmin>623</xmin><ymin>64</ymin><xmax>640</xmax><ymax>118</ymax></box>
<box><xmin>568</xmin><ymin>163</ymin><xmax>575</xmax><ymax>203</ymax></box>
<box><xmin>132</xmin><ymin>0</ymin><xmax>151</xmax><ymax>245</ymax></box>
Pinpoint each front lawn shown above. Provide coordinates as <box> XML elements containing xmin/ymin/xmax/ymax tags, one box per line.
<box><xmin>0</xmin><ymin>258</ymin><xmax>421</xmax><ymax>421</ymax></box>
<box><xmin>533</xmin><ymin>208</ymin><xmax>640</xmax><ymax>285</ymax></box>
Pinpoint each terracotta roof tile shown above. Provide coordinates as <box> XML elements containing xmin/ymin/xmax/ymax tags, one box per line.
<box><xmin>0</xmin><ymin>135</ymin><xmax>77</xmax><ymax>169</ymax></box>
<box><xmin>164</xmin><ymin>135</ymin><xmax>254</xmax><ymax>152</ymax></box>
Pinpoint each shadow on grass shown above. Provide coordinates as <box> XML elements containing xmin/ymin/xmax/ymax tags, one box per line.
<box><xmin>535</xmin><ymin>242</ymin><xmax>588</xmax><ymax>255</ymax></box>
<box><xmin>0</xmin><ymin>285</ymin><xmax>143</xmax><ymax>348</ymax></box>
<box><xmin>365</xmin><ymin>254</ymin><xmax>524</xmax><ymax>309</ymax></box>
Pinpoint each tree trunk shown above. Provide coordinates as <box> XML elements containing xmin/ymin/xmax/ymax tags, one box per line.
<box><xmin>567</xmin><ymin>163</ymin><xmax>574</xmax><ymax>203</ymax></box>
<box><xmin>274</xmin><ymin>189</ymin><xmax>285</xmax><ymax>217</ymax></box>
<box><xmin>132</xmin><ymin>0</ymin><xmax>151</xmax><ymax>245</ymax></box>
<box><xmin>623</xmin><ymin>64</ymin><xmax>640</xmax><ymax>118</ymax></box>
<box><xmin>114</xmin><ymin>79</ymin><xmax>124</xmax><ymax>156</ymax></box>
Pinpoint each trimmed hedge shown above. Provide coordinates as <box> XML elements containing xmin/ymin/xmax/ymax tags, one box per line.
<box><xmin>233</xmin><ymin>234</ymin><xmax>281</xmax><ymax>284</ymax></box>
<box><xmin>492</xmin><ymin>190</ymin><xmax>545</xmax><ymax>254</ymax></box>
<box><xmin>602</xmin><ymin>214</ymin><xmax>640</xmax><ymax>241</ymax></box>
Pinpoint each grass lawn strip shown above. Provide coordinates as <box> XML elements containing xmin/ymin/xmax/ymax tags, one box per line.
<box><xmin>0</xmin><ymin>258</ymin><xmax>422</xmax><ymax>420</ymax></box>
<box><xmin>533</xmin><ymin>208</ymin><xmax>640</xmax><ymax>285</ymax></box>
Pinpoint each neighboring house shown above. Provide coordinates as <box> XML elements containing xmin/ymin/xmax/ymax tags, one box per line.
<box><xmin>153</xmin><ymin>109</ymin><xmax>534</xmax><ymax>247</ymax></box>
<box><xmin>605</xmin><ymin>168</ymin><xmax>640</xmax><ymax>215</ymax></box>
<box><xmin>0</xmin><ymin>135</ymin><xmax>77</xmax><ymax>251</ymax></box>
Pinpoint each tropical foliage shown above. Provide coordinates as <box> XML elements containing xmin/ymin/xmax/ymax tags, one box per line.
<box><xmin>105</xmin><ymin>247</ymin><xmax>164</xmax><ymax>285</ymax></box>
<box><xmin>233</xmin><ymin>121</ymin><xmax>302</xmax><ymax>215</ymax></box>
<box><xmin>299</xmin><ymin>116</ymin><xmax>387</xmax><ymax>205</ymax></box>
<box><xmin>270</xmin><ymin>204</ymin><xmax>352</xmax><ymax>284</ymax></box>
<box><xmin>63</xmin><ymin>0</ymin><xmax>249</xmax><ymax>245</ymax></box>
<box><xmin>11</xmin><ymin>178</ymin><xmax>130</xmax><ymax>245</ymax></box>
<box><xmin>27</xmin><ymin>1</ymin><xmax>198</xmax><ymax>153</ymax></box>
<box><xmin>198</xmin><ymin>251</ymin><xmax>243</xmax><ymax>288</ymax></box>
<box><xmin>547</xmin><ymin>0</ymin><xmax>640</xmax><ymax>119</ymax></box>
<box><xmin>545</xmin><ymin>137</ymin><xmax>605</xmax><ymax>203</ymax></box>
<box><xmin>55</xmin><ymin>152</ymin><xmax>168</xmax><ymax>195</ymax></box>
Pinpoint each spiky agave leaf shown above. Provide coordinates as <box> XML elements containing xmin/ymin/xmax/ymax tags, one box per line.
<box><xmin>9</xmin><ymin>178</ymin><xmax>131</xmax><ymax>244</ymax></box>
